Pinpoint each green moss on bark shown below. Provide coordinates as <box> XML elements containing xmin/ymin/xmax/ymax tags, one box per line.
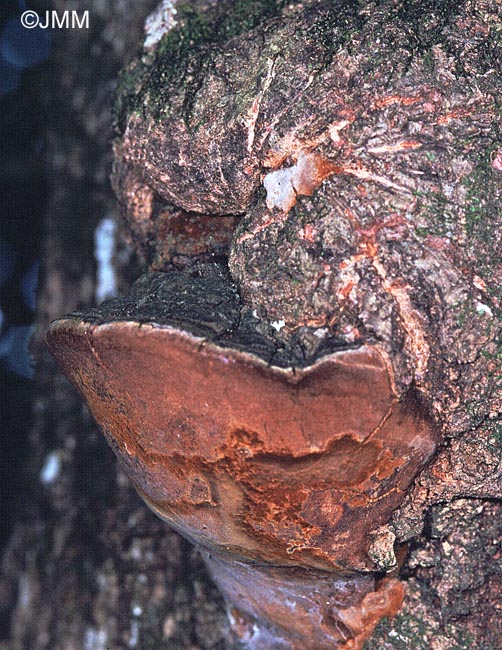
<box><xmin>113</xmin><ymin>0</ymin><xmax>305</xmax><ymax>131</ymax></box>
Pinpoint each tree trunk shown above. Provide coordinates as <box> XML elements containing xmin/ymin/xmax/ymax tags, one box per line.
<box><xmin>2</xmin><ymin>1</ymin><xmax>501</xmax><ymax>649</ymax></box>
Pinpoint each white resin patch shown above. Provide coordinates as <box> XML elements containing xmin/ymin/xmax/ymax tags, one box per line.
<box><xmin>263</xmin><ymin>166</ymin><xmax>297</xmax><ymax>212</ymax></box>
<box><xmin>263</xmin><ymin>152</ymin><xmax>326</xmax><ymax>212</ymax></box>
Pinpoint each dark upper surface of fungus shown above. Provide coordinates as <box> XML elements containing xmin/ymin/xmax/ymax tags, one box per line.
<box><xmin>65</xmin><ymin>265</ymin><xmax>360</xmax><ymax>369</ymax></box>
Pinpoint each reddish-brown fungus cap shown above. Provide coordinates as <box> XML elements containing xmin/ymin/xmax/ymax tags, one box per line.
<box><xmin>46</xmin><ymin>271</ymin><xmax>437</xmax><ymax>572</ymax></box>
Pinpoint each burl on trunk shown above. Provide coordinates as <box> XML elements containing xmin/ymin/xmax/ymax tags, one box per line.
<box><xmin>47</xmin><ymin>1</ymin><xmax>501</xmax><ymax>648</ymax></box>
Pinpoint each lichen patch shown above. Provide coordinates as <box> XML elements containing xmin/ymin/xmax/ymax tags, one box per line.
<box><xmin>144</xmin><ymin>1</ymin><xmax>178</xmax><ymax>49</ymax></box>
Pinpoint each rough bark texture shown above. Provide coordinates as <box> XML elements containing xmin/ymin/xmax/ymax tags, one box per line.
<box><xmin>2</xmin><ymin>1</ymin><xmax>501</xmax><ymax>649</ymax></box>
<box><xmin>108</xmin><ymin>0</ymin><xmax>501</xmax><ymax>647</ymax></box>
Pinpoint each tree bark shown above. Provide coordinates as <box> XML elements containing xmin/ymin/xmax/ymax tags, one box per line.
<box><xmin>109</xmin><ymin>1</ymin><xmax>502</xmax><ymax>646</ymax></box>
<box><xmin>2</xmin><ymin>1</ymin><xmax>501</xmax><ymax>649</ymax></box>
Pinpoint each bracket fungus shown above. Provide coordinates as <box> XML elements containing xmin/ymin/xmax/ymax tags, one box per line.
<box><xmin>48</xmin><ymin>0</ymin><xmax>501</xmax><ymax>647</ymax></box>
<box><xmin>47</xmin><ymin>271</ymin><xmax>436</xmax><ymax>649</ymax></box>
